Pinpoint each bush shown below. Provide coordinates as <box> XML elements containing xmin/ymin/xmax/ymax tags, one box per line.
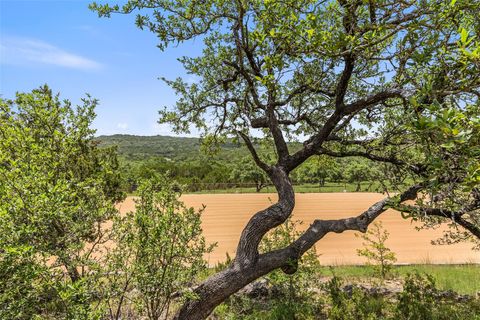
<box><xmin>0</xmin><ymin>86</ymin><xmax>123</xmax><ymax>319</ymax></box>
<box><xmin>396</xmin><ymin>273</ymin><xmax>437</xmax><ymax>320</ymax></box>
<box><xmin>103</xmin><ymin>175</ymin><xmax>214</xmax><ymax>320</ymax></box>
<box><xmin>396</xmin><ymin>273</ymin><xmax>480</xmax><ymax>320</ymax></box>
<box><xmin>324</xmin><ymin>276</ymin><xmax>390</xmax><ymax>320</ymax></box>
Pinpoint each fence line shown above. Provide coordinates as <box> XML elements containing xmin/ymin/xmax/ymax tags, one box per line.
<box><xmin>125</xmin><ymin>181</ymin><xmax>383</xmax><ymax>194</ymax></box>
<box><xmin>181</xmin><ymin>182</ymin><xmax>376</xmax><ymax>194</ymax></box>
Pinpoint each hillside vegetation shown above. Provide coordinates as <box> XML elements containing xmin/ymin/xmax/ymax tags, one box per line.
<box><xmin>96</xmin><ymin>135</ymin><xmax>395</xmax><ymax>193</ymax></box>
<box><xmin>96</xmin><ymin>134</ymin><xmax>243</xmax><ymax>161</ymax></box>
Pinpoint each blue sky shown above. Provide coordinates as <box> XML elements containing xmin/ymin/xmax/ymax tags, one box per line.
<box><xmin>1</xmin><ymin>0</ymin><xmax>202</xmax><ymax>136</ymax></box>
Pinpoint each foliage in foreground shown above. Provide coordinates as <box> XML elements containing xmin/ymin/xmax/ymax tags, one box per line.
<box><xmin>0</xmin><ymin>86</ymin><xmax>124</xmax><ymax>319</ymax></box>
<box><xmin>0</xmin><ymin>87</ymin><xmax>214</xmax><ymax>320</ymax></box>
<box><xmin>102</xmin><ymin>175</ymin><xmax>214</xmax><ymax>320</ymax></box>
<box><xmin>213</xmin><ymin>272</ymin><xmax>480</xmax><ymax>320</ymax></box>
<box><xmin>2</xmin><ymin>83</ymin><xmax>478</xmax><ymax>319</ymax></box>
<box><xmin>91</xmin><ymin>0</ymin><xmax>480</xmax><ymax>313</ymax></box>
<box><xmin>214</xmin><ymin>217</ymin><xmax>479</xmax><ymax>320</ymax></box>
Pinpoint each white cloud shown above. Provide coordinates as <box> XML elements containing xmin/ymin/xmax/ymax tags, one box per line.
<box><xmin>117</xmin><ymin>122</ymin><xmax>128</xmax><ymax>130</ymax></box>
<box><xmin>0</xmin><ymin>36</ymin><xmax>102</xmax><ymax>70</ymax></box>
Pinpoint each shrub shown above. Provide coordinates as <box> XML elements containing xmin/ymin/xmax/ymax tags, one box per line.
<box><xmin>0</xmin><ymin>86</ymin><xmax>123</xmax><ymax>319</ymax></box>
<box><xmin>396</xmin><ymin>273</ymin><xmax>480</xmax><ymax>320</ymax></box>
<box><xmin>396</xmin><ymin>273</ymin><xmax>437</xmax><ymax>319</ymax></box>
<box><xmin>324</xmin><ymin>276</ymin><xmax>390</xmax><ymax>320</ymax></box>
<box><xmin>103</xmin><ymin>175</ymin><xmax>214</xmax><ymax>320</ymax></box>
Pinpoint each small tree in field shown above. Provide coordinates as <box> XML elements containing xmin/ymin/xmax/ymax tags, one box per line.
<box><xmin>356</xmin><ymin>221</ymin><xmax>397</xmax><ymax>279</ymax></box>
<box><xmin>230</xmin><ymin>155</ymin><xmax>270</xmax><ymax>192</ymax></box>
<box><xmin>103</xmin><ymin>175</ymin><xmax>214</xmax><ymax>320</ymax></box>
<box><xmin>345</xmin><ymin>159</ymin><xmax>380</xmax><ymax>192</ymax></box>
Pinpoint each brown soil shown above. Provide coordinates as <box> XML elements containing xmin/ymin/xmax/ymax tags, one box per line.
<box><xmin>117</xmin><ymin>193</ymin><xmax>480</xmax><ymax>265</ymax></box>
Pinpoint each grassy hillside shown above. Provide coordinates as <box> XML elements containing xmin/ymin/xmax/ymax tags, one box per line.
<box><xmin>96</xmin><ymin>134</ymin><xmax>243</xmax><ymax>160</ymax></box>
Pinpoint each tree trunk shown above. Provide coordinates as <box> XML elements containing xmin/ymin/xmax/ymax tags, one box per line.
<box><xmin>175</xmin><ymin>166</ymin><xmax>295</xmax><ymax>319</ymax></box>
<box><xmin>173</xmin><ymin>169</ymin><xmax>422</xmax><ymax>319</ymax></box>
<box><xmin>174</xmin><ymin>254</ymin><xmax>288</xmax><ymax>319</ymax></box>
<box><xmin>320</xmin><ymin>177</ymin><xmax>325</xmax><ymax>187</ymax></box>
<box><xmin>58</xmin><ymin>254</ymin><xmax>80</xmax><ymax>283</ymax></box>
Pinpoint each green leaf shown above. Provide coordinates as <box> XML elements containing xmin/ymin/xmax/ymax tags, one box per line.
<box><xmin>460</xmin><ymin>28</ymin><xmax>468</xmax><ymax>44</ymax></box>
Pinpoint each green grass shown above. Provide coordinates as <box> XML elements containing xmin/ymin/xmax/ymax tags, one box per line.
<box><xmin>186</xmin><ymin>181</ymin><xmax>389</xmax><ymax>194</ymax></box>
<box><xmin>202</xmin><ymin>264</ymin><xmax>480</xmax><ymax>295</ymax></box>
<box><xmin>319</xmin><ymin>264</ymin><xmax>480</xmax><ymax>295</ymax></box>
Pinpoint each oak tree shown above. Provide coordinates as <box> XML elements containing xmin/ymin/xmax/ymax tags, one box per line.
<box><xmin>91</xmin><ymin>0</ymin><xmax>480</xmax><ymax>318</ymax></box>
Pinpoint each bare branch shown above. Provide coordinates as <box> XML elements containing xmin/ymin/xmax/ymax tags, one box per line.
<box><xmin>237</xmin><ymin>131</ymin><xmax>270</xmax><ymax>172</ymax></box>
<box><xmin>316</xmin><ymin>146</ymin><xmax>426</xmax><ymax>175</ymax></box>
<box><xmin>344</xmin><ymin>88</ymin><xmax>406</xmax><ymax>114</ymax></box>
<box><xmin>269</xmin><ymin>184</ymin><xmax>423</xmax><ymax>272</ymax></box>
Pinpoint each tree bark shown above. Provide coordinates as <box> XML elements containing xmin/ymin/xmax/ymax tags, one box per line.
<box><xmin>174</xmin><ymin>178</ymin><xmax>422</xmax><ymax>319</ymax></box>
<box><xmin>175</xmin><ymin>166</ymin><xmax>295</xmax><ymax>318</ymax></box>
<box><xmin>174</xmin><ymin>250</ymin><xmax>291</xmax><ymax>320</ymax></box>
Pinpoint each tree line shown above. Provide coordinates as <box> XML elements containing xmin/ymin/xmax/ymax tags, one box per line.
<box><xmin>117</xmin><ymin>148</ymin><xmax>390</xmax><ymax>193</ymax></box>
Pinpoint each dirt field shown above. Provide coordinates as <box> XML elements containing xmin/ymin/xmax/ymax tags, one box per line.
<box><xmin>118</xmin><ymin>193</ymin><xmax>480</xmax><ymax>265</ymax></box>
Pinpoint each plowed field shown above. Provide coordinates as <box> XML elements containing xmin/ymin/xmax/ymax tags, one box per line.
<box><xmin>118</xmin><ymin>193</ymin><xmax>479</xmax><ymax>265</ymax></box>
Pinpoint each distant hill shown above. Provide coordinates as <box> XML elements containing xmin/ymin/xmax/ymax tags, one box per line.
<box><xmin>96</xmin><ymin>134</ymin><xmax>243</xmax><ymax>161</ymax></box>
